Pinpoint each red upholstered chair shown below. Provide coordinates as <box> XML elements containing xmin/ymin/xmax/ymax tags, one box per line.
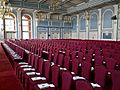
<box><xmin>57</xmin><ymin>53</ymin><xmax>64</xmax><ymax>66</ymax></box>
<box><xmin>24</xmin><ymin>58</ymin><xmax>44</xmax><ymax>90</ymax></box>
<box><xmin>61</xmin><ymin>71</ymin><xmax>72</xmax><ymax>90</ymax></box>
<box><xmin>81</xmin><ymin>61</ymin><xmax>91</xmax><ymax>81</ymax></box>
<box><xmin>50</xmin><ymin>65</ymin><xmax>60</xmax><ymax>88</ymax></box>
<box><xmin>48</xmin><ymin>52</ymin><xmax>53</xmax><ymax>62</ymax></box>
<box><xmin>95</xmin><ymin>50</ymin><xmax>101</xmax><ymax>56</ymax></box>
<box><xmin>111</xmin><ymin>53</ymin><xmax>120</xmax><ymax>63</ymax></box>
<box><xmin>91</xmin><ymin>65</ymin><xmax>108</xmax><ymax>90</ymax></box>
<box><xmin>53</xmin><ymin>53</ymin><xmax>58</xmax><ymax>64</ymax></box>
<box><xmin>112</xmin><ymin>71</ymin><xmax>120</xmax><ymax>90</ymax></box>
<box><xmin>71</xmin><ymin>51</ymin><xmax>77</xmax><ymax>60</ymax></box>
<box><xmin>102</xmin><ymin>50</ymin><xmax>111</xmax><ymax>59</ymax></box>
<box><xmin>88</xmin><ymin>49</ymin><xmax>94</xmax><ymax>56</ymax></box>
<box><xmin>21</xmin><ymin>55</ymin><xmax>39</xmax><ymax>84</ymax></box>
<box><xmin>76</xmin><ymin>80</ymin><xmax>92</xmax><ymax>90</ymax></box>
<box><xmin>28</xmin><ymin>61</ymin><xmax>51</xmax><ymax>90</ymax></box>
<box><xmin>16</xmin><ymin>52</ymin><xmax>32</xmax><ymax>76</ymax></box>
<box><xmin>65</xmin><ymin>50</ymin><xmax>70</xmax><ymax>56</ymax></box>
<box><xmin>17</xmin><ymin>53</ymin><xmax>35</xmax><ymax>79</ymax></box>
<box><xmin>105</xmin><ymin>58</ymin><xmax>117</xmax><ymax>72</ymax></box>
<box><xmin>63</xmin><ymin>56</ymin><xmax>70</xmax><ymax>70</ymax></box>
<box><xmin>94</xmin><ymin>56</ymin><xmax>103</xmax><ymax>66</ymax></box>
<box><xmin>81</xmin><ymin>49</ymin><xmax>86</xmax><ymax>56</ymax></box>
<box><xmin>34</xmin><ymin>83</ymin><xmax>56</xmax><ymax>90</ymax></box>
<box><xmin>77</xmin><ymin>52</ymin><xmax>84</xmax><ymax>63</ymax></box>
<box><xmin>85</xmin><ymin>54</ymin><xmax>93</xmax><ymax>63</ymax></box>
<box><xmin>37</xmin><ymin>58</ymin><xmax>44</xmax><ymax>75</ymax></box>
<box><xmin>38</xmin><ymin>48</ymin><xmax>43</xmax><ymax>56</ymax></box>
<box><xmin>72</xmin><ymin>58</ymin><xmax>79</xmax><ymax>75</ymax></box>
<box><xmin>33</xmin><ymin>65</ymin><xmax>60</xmax><ymax>90</ymax></box>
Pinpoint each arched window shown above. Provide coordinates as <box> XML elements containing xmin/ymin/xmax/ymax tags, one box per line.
<box><xmin>103</xmin><ymin>9</ymin><xmax>113</xmax><ymax>29</ymax></box>
<box><xmin>22</xmin><ymin>15</ymin><xmax>32</xmax><ymax>39</ymax></box>
<box><xmin>72</xmin><ymin>16</ymin><xmax>77</xmax><ymax>31</ymax></box>
<box><xmin>5</xmin><ymin>14</ymin><xmax>16</xmax><ymax>39</ymax></box>
<box><xmin>80</xmin><ymin>15</ymin><xmax>86</xmax><ymax>31</ymax></box>
<box><xmin>0</xmin><ymin>18</ymin><xmax>3</xmax><ymax>39</ymax></box>
<box><xmin>90</xmin><ymin>13</ymin><xmax>97</xmax><ymax>30</ymax></box>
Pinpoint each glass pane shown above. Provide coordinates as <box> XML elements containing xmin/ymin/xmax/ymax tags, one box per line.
<box><xmin>6</xmin><ymin>32</ymin><xmax>16</xmax><ymax>39</ymax></box>
<box><xmin>5</xmin><ymin>15</ymin><xmax>13</xmax><ymax>19</ymax></box>
<box><xmin>23</xmin><ymin>26</ymin><xmax>29</xmax><ymax>31</ymax></box>
<box><xmin>103</xmin><ymin>10</ymin><xmax>112</xmax><ymax>28</ymax></box>
<box><xmin>5</xmin><ymin>19</ymin><xmax>14</xmax><ymax>31</ymax></box>
<box><xmin>80</xmin><ymin>16</ymin><xmax>86</xmax><ymax>31</ymax></box>
<box><xmin>22</xmin><ymin>21</ymin><xmax>28</xmax><ymax>26</ymax></box>
<box><xmin>12</xmin><ymin>33</ymin><xmax>15</xmax><ymax>39</ymax></box>
<box><xmin>23</xmin><ymin>32</ymin><xmax>29</xmax><ymax>39</ymax></box>
<box><xmin>90</xmin><ymin>14</ymin><xmax>97</xmax><ymax>30</ymax></box>
<box><xmin>103</xmin><ymin>33</ymin><xmax>112</xmax><ymax>39</ymax></box>
<box><xmin>0</xmin><ymin>18</ymin><xmax>3</xmax><ymax>29</ymax></box>
<box><xmin>22</xmin><ymin>16</ymin><xmax>28</xmax><ymax>20</ymax></box>
<box><xmin>72</xmin><ymin>16</ymin><xmax>77</xmax><ymax>31</ymax></box>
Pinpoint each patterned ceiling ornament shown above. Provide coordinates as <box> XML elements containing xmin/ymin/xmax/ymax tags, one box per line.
<box><xmin>50</xmin><ymin>0</ymin><xmax>61</xmax><ymax>11</ymax></box>
<box><xmin>0</xmin><ymin>0</ymin><xmax>12</xmax><ymax>18</ymax></box>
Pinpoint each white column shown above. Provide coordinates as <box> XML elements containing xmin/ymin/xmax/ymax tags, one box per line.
<box><xmin>98</xmin><ymin>9</ymin><xmax>102</xmax><ymax>40</ymax></box>
<box><xmin>33</xmin><ymin>12</ymin><xmax>37</xmax><ymax>39</ymax></box>
<box><xmin>113</xmin><ymin>5</ymin><xmax>118</xmax><ymax>41</ymax></box>
<box><xmin>60</xmin><ymin>15</ymin><xmax>63</xmax><ymax>39</ymax></box>
<box><xmin>76</xmin><ymin>14</ymin><xmax>80</xmax><ymax>39</ymax></box>
<box><xmin>47</xmin><ymin>13</ymin><xmax>51</xmax><ymax>39</ymax></box>
<box><xmin>16</xmin><ymin>9</ymin><xmax>22</xmax><ymax>39</ymax></box>
<box><xmin>86</xmin><ymin>17</ymin><xmax>89</xmax><ymax>39</ymax></box>
<box><xmin>118</xmin><ymin>4</ymin><xmax>120</xmax><ymax>40</ymax></box>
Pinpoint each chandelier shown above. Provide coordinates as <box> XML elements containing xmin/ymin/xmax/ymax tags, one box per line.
<box><xmin>36</xmin><ymin>12</ymin><xmax>47</xmax><ymax>21</ymax></box>
<box><xmin>50</xmin><ymin>0</ymin><xmax>61</xmax><ymax>11</ymax></box>
<box><xmin>0</xmin><ymin>0</ymin><xmax>12</xmax><ymax>18</ymax></box>
<box><xmin>84</xmin><ymin>10</ymin><xmax>90</xmax><ymax>20</ymax></box>
<box><xmin>63</xmin><ymin>15</ymin><xmax>71</xmax><ymax>23</ymax></box>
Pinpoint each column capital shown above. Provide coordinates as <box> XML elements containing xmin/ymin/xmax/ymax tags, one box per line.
<box><xmin>16</xmin><ymin>9</ymin><xmax>22</xmax><ymax>39</ymax></box>
<box><xmin>98</xmin><ymin>8</ymin><xmax>102</xmax><ymax>11</ymax></box>
<box><xmin>98</xmin><ymin>8</ymin><xmax>102</xmax><ymax>40</ymax></box>
<box><xmin>17</xmin><ymin>8</ymin><xmax>23</xmax><ymax>13</ymax></box>
<box><xmin>113</xmin><ymin>4</ymin><xmax>119</xmax><ymax>41</ymax></box>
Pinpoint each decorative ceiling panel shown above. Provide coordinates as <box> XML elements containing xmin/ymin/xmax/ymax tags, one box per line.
<box><xmin>9</xmin><ymin>0</ymin><xmax>116</xmax><ymax>14</ymax></box>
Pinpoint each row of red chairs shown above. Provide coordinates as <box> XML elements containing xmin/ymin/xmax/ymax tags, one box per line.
<box><xmin>15</xmin><ymin>52</ymin><xmax>108</xmax><ymax>90</ymax></box>
<box><xmin>3</xmin><ymin>39</ymin><xmax>120</xmax><ymax>90</ymax></box>
<box><xmin>10</xmin><ymin>39</ymin><xmax>120</xmax><ymax>63</ymax></box>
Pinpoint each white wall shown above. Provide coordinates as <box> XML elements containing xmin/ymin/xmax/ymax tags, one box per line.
<box><xmin>89</xmin><ymin>31</ymin><xmax>98</xmax><ymax>40</ymax></box>
<box><xmin>37</xmin><ymin>32</ymin><xmax>47</xmax><ymax>39</ymax></box>
<box><xmin>36</xmin><ymin>4</ymin><xmax>120</xmax><ymax>41</ymax></box>
<box><xmin>50</xmin><ymin>32</ymin><xmax>60</xmax><ymax>39</ymax></box>
<box><xmin>63</xmin><ymin>32</ymin><xmax>71</xmax><ymax>39</ymax></box>
<box><xmin>70</xmin><ymin>4</ymin><xmax>120</xmax><ymax>41</ymax></box>
<box><xmin>79</xmin><ymin>32</ymin><xmax>86</xmax><ymax>39</ymax></box>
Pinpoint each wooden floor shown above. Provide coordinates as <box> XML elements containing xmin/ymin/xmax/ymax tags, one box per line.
<box><xmin>0</xmin><ymin>42</ymin><xmax>23</xmax><ymax>90</ymax></box>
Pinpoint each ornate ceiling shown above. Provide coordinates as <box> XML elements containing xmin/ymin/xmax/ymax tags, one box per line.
<box><xmin>9</xmin><ymin>0</ymin><xmax>117</xmax><ymax>14</ymax></box>
<box><xmin>9</xmin><ymin>0</ymin><xmax>88</xmax><ymax>13</ymax></box>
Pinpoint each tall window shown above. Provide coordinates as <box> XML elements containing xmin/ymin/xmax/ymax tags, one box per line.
<box><xmin>5</xmin><ymin>14</ymin><xmax>16</xmax><ymax>39</ymax></box>
<box><xmin>72</xmin><ymin>16</ymin><xmax>77</xmax><ymax>31</ymax></box>
<box><xmin>22</xmin><ymin>15</ymin><xmax>31</xmax><ymax>39</ymax></box>
<box><xmin>80</xmin><ymin>15</ymin><xmax>86</xmax><ymax>31</ymax></box>
<box><xmin>90</xmin><ymin>13</ymin><xmax>97</xmax><ymax>30</ymax></box>
<box><xmin>103</xmin><ymin>10</ymin><xmax>113</xmax><ymax>29</ymax></box>
<box><xmin>0</xmin><ymin>18</ymin><xmax>3</xmax><ymax>39</ymax></box>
